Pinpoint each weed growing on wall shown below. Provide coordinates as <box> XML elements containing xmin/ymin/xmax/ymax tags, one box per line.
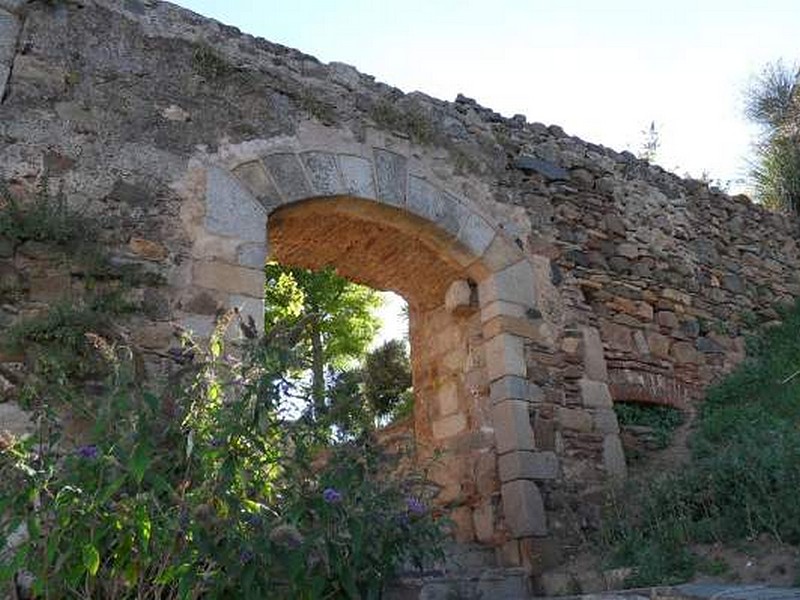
<box><xmin>0</xmin><ymin>314</ymin><xmax>448</xmax><ymax>599</ymax></box>
<box><xmin>602</xmin><ymin>300</ymin><xmax>800</xmax><ymax>585</ymax></box>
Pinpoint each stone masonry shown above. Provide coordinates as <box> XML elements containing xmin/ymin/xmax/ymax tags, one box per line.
<box><xmin>1</xmin><ymin>0</ymin><xmax>799</xmax><ymax>575</ymax></box>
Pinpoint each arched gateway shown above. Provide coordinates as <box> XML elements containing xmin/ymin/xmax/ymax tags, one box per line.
<box><xmin>174</xmin><ymin>125</ymin><xmax>624</xmax><ymax>565</ymax></box>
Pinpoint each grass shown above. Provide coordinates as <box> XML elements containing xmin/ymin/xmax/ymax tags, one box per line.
<box><xmin>0</xmin><ymin>180</ymin><xmax>98</xmax><ymax>247</ymax></box>
<box><xmin>370</xmin><ymin>99</ymin><xmax>436</xmax><ymax>146</ymax></box>
<box><xmin>614</xmin><ymin>402</ymin><xmax>684</xmax><ymax>451</ymax></box>
<box><xmin>602</xmin><ymin>300</ymin><xmax>800</xmax><ymax>586</ymax></box>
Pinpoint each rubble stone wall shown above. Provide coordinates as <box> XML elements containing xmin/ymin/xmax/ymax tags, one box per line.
<box><xmin>1</xmin><ymin>0</ymin><xmax>799</xmax><ymax>571</ymax></box>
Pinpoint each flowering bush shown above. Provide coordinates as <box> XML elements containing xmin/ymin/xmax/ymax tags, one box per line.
<box><xmin>0</xmin><ymin>315</ymin><xmax>447</xmax><ymax>599</ymax></box>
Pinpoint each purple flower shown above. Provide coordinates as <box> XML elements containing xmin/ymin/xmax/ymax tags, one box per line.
<box><xmin>243</xmin><ymin>513</ymin><xmax>262</xmax><ymax>527</ymax></box>
<box><xmin>406</xmin><ymin>497</ymin><xmax>426</xmax><ymax>515</ymax></box>
<box><xmin>76</xmin><ymin>445</ymin><xmax>99</xmax><ymax>460</ymax></box>
<box><xmin>322</xmin><ymin>487</ymin><xmax>342</xmax><ymax>504</ymax></box>
<box><xmin>240</xmin><ymin>549</ymin><xmax>255</xmax><ymax>564</ymax></box>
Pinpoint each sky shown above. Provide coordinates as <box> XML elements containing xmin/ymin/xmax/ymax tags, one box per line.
<box><xmin>173</xmin><ymin>0</ymin><xmax>799</xmax><ymax>342</ymax></box>
<box><xmin>175</xmin><ymin>0</ymin><xmax>799</xmax><ymax>189</ymax></box>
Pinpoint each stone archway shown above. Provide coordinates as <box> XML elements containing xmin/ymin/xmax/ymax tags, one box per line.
<box><xmin>176</xmin><ymin>130</ymin><xmax>623</xmax><ymax>565</ymax></box>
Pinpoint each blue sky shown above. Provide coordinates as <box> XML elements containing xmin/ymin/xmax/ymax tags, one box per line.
<box><xmin>175</xmin><ymin>0</ymin><xmax>799</xmax><ymax>189</ymax></box>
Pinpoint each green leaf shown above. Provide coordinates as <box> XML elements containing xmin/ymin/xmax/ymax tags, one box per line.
<box><xmin>186</xmin><ymin>430</ymin><xmax>195</xmax><ymax>459</ymax></box>
<box><xmin>210</xmin><ymin>337</ymin><xmax>222</xmax><ymax>358</ymax></box>
<box><xmin>82</xmin><ymin>543</ymin><xmax>100</xmax><ymax>576</ymax></box>
<box><xmin>130</xmin><ymin>443</ymin><xmax>152</xmax><ymax>485</ymax></box>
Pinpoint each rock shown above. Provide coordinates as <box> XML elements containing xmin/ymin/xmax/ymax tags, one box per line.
<box><xmin>129</xmin><ymin>237</ymin><xmax>168</xmax><ymax>261</ymax></box>
<box><xmin>514</xmin><ymin>155</ymin><xmax>569</xmax><ymax>181</ymax></box>
<box><xmin>0</xmin><ymin>402</ymin><xmax>33</xmax><ymax>438</ymax></box>
<box><xmin>645</xmin><ymin>331</ymin><xmax>671</xmax><ymax>359</ymax></box>
<box><xmin>671</xmin><ymin>341</ymin><xmax>699</xmax><ymax>364</ymax></box>
<box><xmin>0</xmin><ymin>236</ymin><xmax>13</xmax><ymax>258</ymax></box>
<box><xmin>445</xmin><ymin>279</ymin><xmax>475</xmax><ymax>315</ymax></box>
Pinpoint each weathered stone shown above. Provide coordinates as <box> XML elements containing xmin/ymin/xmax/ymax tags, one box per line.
<box><xmin>0</xmin><ymin>402</ymin><xmax>33</xmax><ymax>438</ymax></box>
<box><xmin>645</xmin><ymin>331</ymin><xmax>671</xmax><ymax>359</ymax></box>
<box><xmin>603</xmin><ymin>435</ymin><xmax>627</xmax><ymax>479</ymax></box>
<box><xmin>489</xmin><ymin>375</ymin><xmax>535</xmax><ymax>404</ymax></box>
<box><xmin>490</xmin><ymin>400</ymin><xmax>535</xmax><ymax>454</ymax></box>
<box><xmin>632</xmin><ymin>330</ymin><xmax>649</xmax><ymax>355</ymax></box>
<box><xmin>444</xmin><ymin>279</ymin><xmax>474</xmax><ymax>315</ymax></box>
<box><xmin>338</xmin><ymin>154</ymin><xmax>376</xmax><ymax>198</ymax></box>
<box><xmin>671</xmin><ymin>341</ymin><xmax>699</xmax><ymax>364</ymax></box>
<box><xmin>458</xmin><ymin>213</ymin><xmax>495</xmax><ymax>256</ymax></box>
<box><xmin>696</xmin><ymin>336</ymin><xmax>724</xmax><ymax>354</ymax></box>
<box><xmin>501</xmin><ymin>479</ymin><xmax>548</xmax><ymax>537</ymax></box>
<box><xmin>581</xmin><ymin>326</ymin><xmax>608</xmax><ymax>382</ymax></box>
<box><xmin>262</xmin><ymin>153</ymin><xmax>312</xmax><ymax>202</ymax></box>
<box><xmin>182</xmin><ymin>290</ymin><xmax>223</xmax><ymax>315</ymax></box>
<box><xmin>484</xmin><ymin>334</ymin><xmax>526</xmax><ymax>381</ymax></box>
<box><xmin>498</xmin><ymin>450</ymin><xmax>559</xmax><ymax>481</ymax></box>
<box><xmin>616</xmin><ymin>243</ymin><xmax>639</xmax><ymax>259</ymax></box>
<box><xmin>432</xmin><ymin>412</ymin><xmax>467</xmax><ymax>440</ymax></box>
<box><xmin>236</xmin><ymin>243</ymin><xmax>267</xmax><ymax>269</ymax></box>
<box><xmin>723</xmin><ymin>272</ymin><xmax>745</xmax><ymax>294</ymax></box>
<box><xmin>302</xmin><ymin>151</ymin><xmax>344</xmax><ymax>196</ymax></box>
<box><xmin>129</xmin><ymin>237</ymin><xmax>168</xmax><ymax>261</ymax></box>
<box><xmin>192</xmin><ymin>261</ymin><xmax>263</xmax><ymax>297</ymax></box>
<box><xmin>593</xmin><ymin>409</ymin><xmax>620</xmax><ymax>434</ymax></box>
<box><xmin>472</xmin><ymin>501</ymin><xmax>496</xmax><ymax>544</ymax></box>
<box><xmin>599</xmin><ymin>320</ymin><xmax>633</xmax><ymax>352</ymax></box>
<box><xmin>133</xmin><ymin>323</ymin><xmax>174</xmax><ymax>349</ymax></box>
<box><xmin>205</xmin><ymin>167</ymin><xmax>267</xmax><ymax>243</ymax></box>
<box><xmin>579</xmin><ymin>378</ymin><xmax>613</xmax><ymax>408</ymax></box>
<box><xmin>557</xmin><ymin>407</ymin><xmax>593</xmax><ymax>432</ymax></box>
<box><xmin>656</xmin><ymin>310</ymin><xmax>679</xmax><ymax>329</ymax></box>
<box><xmin>373</xmin><ymin>149</ymin><xmax>407</xmax><ymax>206</ymax></box>
<box><xmin>10</xmin><ymin>54</ymin><xmax>65</xmax><ymax>98</ymax></box>
<box><xmin>478</xmin><ymin>260</ymin><xmax>536</xmax><ymax>307</ymax></box>
<box><xmin>232</xmin><ymin>160</ymin><xmax>282</xmax><ymax>210</ymax></box>
<box><xmin>662</xmin><ymin>288</ymin><xmax>692</xmax><ymax>305</ymax></box>
<box><xmin>29</xmin><ymin>273</ymin><xmax>71</xmax><ymax>302</ymax></box>
<box><xmin>514</xmin><ymin>155</ymin><xmax>568</xmax><ymax>181</ymax></box>
<box><xmin>0</xmin><ymin>1</ymin><xmax>26</xmax><ymax>15</ymax></box>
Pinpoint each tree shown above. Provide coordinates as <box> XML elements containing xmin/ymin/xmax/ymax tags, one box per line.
<box><xmin>363</xmin><ymin>339</ymin><xmax>413</xmax><ymax>421</ymax></box>
<box><xmin>745</xmin><ymin>60</ymin><xmax>800</xmax><ymax>212</ymax></box>
<box><xmin>327</xmin><ymin>339</ymin><xmax>414</xmax><ymax>438</ymax></box>
<box><xmin>263</xmin><ymin>263</ymin><xmax>382</xmax><ymax>420</ymax></box>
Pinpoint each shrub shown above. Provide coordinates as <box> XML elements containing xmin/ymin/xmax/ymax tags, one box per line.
<box><xmin>602</xmin><ymin>301</ymin><xmax>800</xmax><ymax>585</ymax></box>
<box><xmin>0</xmin><ymin>314</ymin><xmax>447</xmax><ymax>599</ymax></box>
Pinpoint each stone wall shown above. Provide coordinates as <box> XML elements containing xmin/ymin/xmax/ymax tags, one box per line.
<box><xmin>1</xmin><ymin>0</ymin><xmax>799</xmax><ymax>575</ymax></box>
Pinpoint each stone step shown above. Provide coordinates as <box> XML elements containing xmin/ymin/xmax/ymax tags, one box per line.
<box><xmin>385</xmin><ymin>567</ymin><xmax>532</xmax><ymax>600</ymax></box>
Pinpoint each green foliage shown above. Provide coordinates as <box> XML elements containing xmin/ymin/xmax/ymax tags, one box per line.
<box><xmin>745</xmin><ymin>60</ymin><xmax>800</xmax><ymax>212</ymax></box>
<box><xmin>192</xmin><ymin>43</ymin><xmax>235</xmax><ymax>81</ymax></box>
<box><xmin>0</xmin><ymin>317</ymin><xmax>447</xmax><ymax>599</ymax></box>
<box><xmin>3</xmin><ymin>299</ymin><xmax>127</xmax><ymax>406</ymax></box>
<box><xmin>362</xmin><ymin>339</ymin><xmax>413</xmax><ymax>418</ymax></box>
<box><xmin>602</xmin><ymin>301</ymin><xmax>800</xmax><ymax>585</ymax></box>
<box><xmin>0</xmin><ymin>180</ymin><xmax>97</xmax><ymax>247</ymax></box>
<box><xmin>298</xmin><ymin>88</ymin><xmax>338</xmax><ymax>125</ymax></box>
<box><xmin>264</xmin><ymin>264</ymin><xmax>382</xmax><ymax>419</ymax></box>
<box><xmin>746</xmin><ymin>61</ymin><xmax>800</xmax><ymax>131</ymax></box>
<box><xmin>327</xmin><ymin>340</ymin><xmax>414</xmax><ymax>436</ymax></box>
<box><xmin>371</xmin><ymin>100</ymin><xmax>436</xmax><ymax>145</ymax></box>
<box><xmin>614</xmin><ymin>402</ymin><xmax>684</xmax><ymax>451</ymax></box>
<box><xmin>750</xmin><ymin>136</ymin><xmax>800</xmax><ymax>212</ymax></box>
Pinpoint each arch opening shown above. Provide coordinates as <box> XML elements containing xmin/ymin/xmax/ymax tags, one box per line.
<box><xmin>267</xmin><ymin>197</ymin><xmax>495</xmax><ymax>540</ymax></box>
